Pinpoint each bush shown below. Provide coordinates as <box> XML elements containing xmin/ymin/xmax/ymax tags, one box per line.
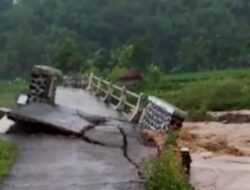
<box><xmin>144</xmin><ymin>149</ymin><xmax>194</xmax><ymax>190</ymax></box>
<box><xmin>145</xmin><ymin>77</ymin><xmax>250</xmax><ymax>119</ymax></box>
<box><xmin>166</xmin><ymin>129</ymin><xmax>177</xmax><ymax>146</ymax></box>
<box><xmin>188</xmin><ymin>108</ymin><xmax>213</xmax><ymax>121</ymax></box>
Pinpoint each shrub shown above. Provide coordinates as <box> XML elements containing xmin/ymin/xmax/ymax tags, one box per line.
<box><xmin>144</xmin><ymin>149</ymin><xmax>194</xmax><ymax>190</ymax></box>
<box><xmin>166</xmin><ymin>129</ymin><xmax>177</xmax><ymax>146</ymax></box>
<box><xmin>151</xmin><ymin>78</ymin><xmax>250</xmax><ymax>116</ymax></box>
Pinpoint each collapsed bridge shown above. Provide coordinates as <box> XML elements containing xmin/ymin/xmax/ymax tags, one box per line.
<box><xmin>0</xmin><ymin>65</ymin><xmax>187</xmax><ymax>190</ymax></box>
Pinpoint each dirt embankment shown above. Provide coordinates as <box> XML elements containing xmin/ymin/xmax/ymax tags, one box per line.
<box><xmin>212</xmin><ymin>110</ymin><xmax>250</xmax><ymax>123</ymax></box>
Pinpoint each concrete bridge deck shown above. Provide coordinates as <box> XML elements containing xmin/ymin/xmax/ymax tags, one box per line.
<box><xmin>0</xmin><ymin>87</ymin><xmax>155</xmax><ymax>190</ymax></box>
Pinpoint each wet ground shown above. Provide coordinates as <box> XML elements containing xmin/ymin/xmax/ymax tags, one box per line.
<box><xmin>181</xmin><ymin>119</ymin><xmax>250</xmax><ymax>190</ymax></box>
<box><xmin>0</xmin><ymin>87</ymin><xmax>155</xmax><ymax>190</ymax></box>
<box><xmin>191</xmin><ymin>154</ymin><xmax>250</xmax><ymax>190</ymax></box>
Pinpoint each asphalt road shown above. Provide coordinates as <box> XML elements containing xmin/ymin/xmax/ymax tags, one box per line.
<box><xmin>0</xmin><ymin>87</ymin><xmax>155</xmax><ymax>190</ymax></box>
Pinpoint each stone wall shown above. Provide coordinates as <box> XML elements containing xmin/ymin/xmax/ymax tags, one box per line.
<box><xmin>28</xmin><ymin>65</ymin><xmax>62</xmax><ymax>104</ymax></box>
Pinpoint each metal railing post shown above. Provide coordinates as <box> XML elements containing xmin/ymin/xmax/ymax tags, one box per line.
<box><xmin>84</xmin><ymin>73</ymin><xmax>145</xmax><ymax>123</ymax></box>
<box><xmin>129</xmin><ymin>93</ymin><xmax>144</xmax><ymax>122</ymax></box>
<box><xmin>115</xmin><ymin>86</ymin><xmax>126</xmax><ymax>111</ymax></box>
<box><xmin>87</xmin><ymin>73</ymin><xmax>94</xmax><ymax>91</ymax></box>
<box><xmin>80</xmin><ymin>75</ymin><xmax>84</xmax><ymax>89</ymax></box>
<box><xmin>103</xmin><ymin>81</ymin><xmax>112</xmax><ymax>103</ymax></box>
<box><xmin>94</xmin><ymin>77</ymin><xmax>101</xmax><ymax>95</ymax></box>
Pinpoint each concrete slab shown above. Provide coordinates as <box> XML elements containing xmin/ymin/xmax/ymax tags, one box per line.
<box><xmin>7</xmin><ymin>103</ymin><xmax>93</xmax><ymax>135</ymax></box>
<box><xmin>1</xmin><ymin>135</ymin><xmax>142</xmax><ymax>190</ymax></box>
<box><xmin>0</xmin><ymin>115</ymin><xmax>15</xmax><ymax>134</ymax></box>
<box><xmin>55</xmin><ymin>87</ymin><xmax>122</xmax><ymax>118</ymax></box>
<box><xmin>1</xmin><ymin>87</ymin><xmax>154</xmax><ymax>190</ymax></box>
<box><xmin>85</xmin><ymin>125</ymin><xmax>124</xmax><ymax>148</ymax></box>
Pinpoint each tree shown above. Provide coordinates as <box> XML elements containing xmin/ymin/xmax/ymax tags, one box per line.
<box><xmin>53</xmin><ymin>37</ymin><xmax>82</xmax><ymax>73</ymax></box>
<box><xmin>109</xmin><ymin>37</ymin><xmax>152</xmax><ymax>72</ymax></box>
<box><xmin>1</xmin><ymin>0</ymin><xmax>250</xmax><ymax>79</ymax></box>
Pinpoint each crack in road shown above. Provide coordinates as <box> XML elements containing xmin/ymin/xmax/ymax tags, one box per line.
<box><xmin>117</xmin><ymin>126</ymin><xmax>144</xmax><ymax>179</ymax></box>
<box><xmin>81</xmin><ymin>126</ymin><xmax>108</xmax><ymax>146</ymax></box>
<box><xmin>80</xmin><ymin>123</ymin><xmax>144</xmax><ymax>180</ymax></box>
<box><xmin>8</xmin><ymin>119</ymin><xmax>145</xmax><ymax>184</ymax></box>
<box><xmin>81</xmin><ymin>134</ymin><xmax>107</xmax><ymax>146</ymax></box>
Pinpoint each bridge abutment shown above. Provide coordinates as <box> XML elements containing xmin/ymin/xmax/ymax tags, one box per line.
<box><xmin>28</xmin><ymin>65</ymin><xmax>62</xmax><ymax>104</ymax></box>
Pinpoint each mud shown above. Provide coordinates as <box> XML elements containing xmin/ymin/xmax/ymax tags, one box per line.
<box><xmin>179</xmin><ymin>122</ymin><xmax>250</xmax><ymax>156</ymax></box>
<box><xmin>180</xmin><ymin>121</ymin><xmax>250</xmax><ymax>190</ymax></box>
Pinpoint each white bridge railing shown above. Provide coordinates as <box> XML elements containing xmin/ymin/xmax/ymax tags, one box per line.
<box><xmin>65</xmin><ymin>73</ymin><xmax>144</xmax><ymax>122</ymax></box>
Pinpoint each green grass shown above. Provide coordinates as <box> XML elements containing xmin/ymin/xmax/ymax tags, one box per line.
<box><xmin>144</xmin><ymin>148</ymin><xmax>193</xmax><ymax>190</ymax></box>
<box><xmin>144</xmin><ymin>130</ymin><xmax>193</xmax><ymax>190</ymax></box>
<box><xmin>142</xmin><ymin>68</ymin><xmax>250</xmax><ymax>120</ymax></box>
<box><xmin>0</xmin><ymin>80</ymin><xmax>27</xmax><ymax>108</ymax></box>
<box><xmin>0</xmin><ymin>139</ymin><xmax>17</xmax><ymax>184</ymax></box>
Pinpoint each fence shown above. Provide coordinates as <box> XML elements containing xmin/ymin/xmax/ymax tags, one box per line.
<box><xmin>63</xmin><ymin>75</ymin><xmax>89</xmax><ymax>89</ymax></box>
<box><xmin>65</xmin><ymin>73</ymin><xmax>145</xmax><ymax>122</ymax></box>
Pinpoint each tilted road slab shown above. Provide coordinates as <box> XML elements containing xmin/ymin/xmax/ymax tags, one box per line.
<box><xmin>8</xmin><ymin>103</ymin><xmax>94</xmax><ymax>135</ymax></box>
<box><xmin>1</xmin><ymin>87</ymin><xmax>155</xmax><ymax>190</ymax></box>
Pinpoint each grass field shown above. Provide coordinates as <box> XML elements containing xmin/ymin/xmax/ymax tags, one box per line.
<box><xmin>0</xmin><ymin>139</ymin><xmax>16</xmax><ymax>184</ymax></box>
<box><xmin>142</xmin><ymin>68</ymin><xmax>250</xmax><ymax>119</ymax></box>
<box><xmin>0</xmin><ymin>80</ymin><xmax>27</xmax><ymax>108</ymax></box>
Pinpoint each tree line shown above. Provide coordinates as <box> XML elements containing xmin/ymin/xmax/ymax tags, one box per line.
<box><xmin>0</xmin><ymin>0</ymin><xmax>250</xmax><ymax>79</ymax></box>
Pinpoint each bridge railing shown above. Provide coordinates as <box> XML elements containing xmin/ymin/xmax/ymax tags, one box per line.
<box><xmin>63</xmin><ymin>75</ymin><xmax>89</xmax><ymax>89</ymax></box>
<box><xmin>63</xmin><ymin>73</ymin><xmax>187</xmax><ymax>126</ymax></box>
<box><xmin>85</xmin><ymin>73</ymin><xmax>144</xmax><ymax>122</ymax></box>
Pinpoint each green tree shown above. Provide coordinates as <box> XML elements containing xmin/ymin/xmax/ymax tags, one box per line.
<box><xmin>1</xmin><ymin>0</ymin><xmax>250</xmax><ymax>78</ymax></box>
<box><xmin>53</xmin><ymin>37</ymin><xmax>82</xmax><ymax>73</ymax></box>
<box><xmin>109</xmin><ymin>38</ymin><xmax>152</xmax><ymax>72</ymax></box>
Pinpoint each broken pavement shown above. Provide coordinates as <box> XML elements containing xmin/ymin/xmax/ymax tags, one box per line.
<box><xmin>1</xmin><ymin>87</ymin><xmax>155</xmax><ymax>190</ymax></box>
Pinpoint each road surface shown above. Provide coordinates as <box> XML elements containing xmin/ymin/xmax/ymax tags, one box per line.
<box><xmin>0</xmin><ymin>87</ymin><xmax>155</xmax><ymax>190</ymax></box>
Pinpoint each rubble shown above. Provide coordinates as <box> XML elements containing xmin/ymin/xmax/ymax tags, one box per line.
<box><xmin>0</xmin><ymin>115</ymin><xmax>15</xmax><ymax>134</ymax></box>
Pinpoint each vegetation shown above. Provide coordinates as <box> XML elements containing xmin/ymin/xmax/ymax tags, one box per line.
<box><xmin>0</xmin><ymin>139</ymin><xmax>16</xmax><ymax>184</ymax></box>
<box><xmin>144</xmin><ymin>151</ymin><xmax>193</xmax><ymax>190</ymax></box>
<box><xmin>144</xmin><ymin>146</ymin><xmax>193</xmax><ymax>190</ymax></box>
<box><xmin>141</xmin><ymin>68</ymin><xmax>250</xmax><ymax>119</ymax></box>
<box><xmin>1</xmin><ymin>1</ymin><xmax>250</xmax><ymax>187</ymax></box>
<box><xmin>0</xmin><ymin>80</ymin><xmax>27</xmax><ymax>108</ymax></box>
<box><xmin>1</xmin><ymin>0</ymin><xmax>250</xmax><ymax>78</ymax></box>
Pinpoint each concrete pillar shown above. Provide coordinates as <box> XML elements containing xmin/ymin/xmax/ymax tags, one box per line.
<box><xmin>28</xmin><ymin>65</ymin><xmax>62</xmax><ymax>105</ymax></box>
